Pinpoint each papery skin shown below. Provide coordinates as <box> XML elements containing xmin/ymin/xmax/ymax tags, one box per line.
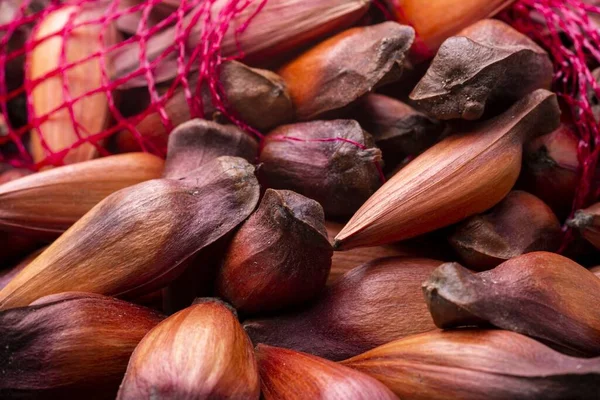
<box><xmin>341</xmin><ymin>329</ymin><xmax>600</xmax><ymax>400</ymax></box>
<box><xmin>217</xmin><ymin>63</ymin><xmax>295</xmax><ymax>131</ymax></box>
<box><xmin>256</xmin><ymin>344</ymin><xmax>398</xmax><ymax>400</ymax></box>
<box><xmin>0</xmin><ymin>292</ymin><xmax>164</xmax><ymax>400</ymax></box>
<box><xmin>411</xmin><ymin>19</ymin><xmax>553</xmax><ymax>120</ymax></box>
<box><xmin>28</xmin><ymin>2</ymin><xmax>120</xmax><ymax>165</ymax></box>
<box><xmin>0</xmin><ymin>156</ymin><xmax>259</xmax><ymax>310</ymax></box>
<box><xmin>217</xmin><ymin>189</ymin><xmax>332</xmax><ymax>314</ymax></box>
<box><xmin>423</xmin><ymin>252</ymin><xmax>600</xmax><ymax>356</ymax></box>
<box><xmin>244</xmin><ymin>257</ymin><xmax>440</xmax><ymax>361</ymax></box>
<box><xmin>163</xmin><ymin>119</ymin><xmax>258</xmax><ymax>179</ymax></box>
<box><xmin>278</xmin><ymin>22</ymin><xmax>415</xmax><ymax>120</ymax></box>
<box><xmin>117</xmin><ymin>298</ymin><xmax>260</xmax><ymax>400</ymax></box>
<box><xmin>334</xmin><ymin>89</ymin><xmax>560</xmax><ymax>250</ymax></box>
<box><xmin>259</xmin><ymin>119</ymin><xmax>382</xmax><ymax>217</ymax></box>
<box><xmin>0</xmin><ymin>153</ymin><xmax>164</xmax><ymax>238</ymax></box>
<box><xmin>448</xmin><ymin>191</ymin><xmax>562</xmax><ymax>270</ymax></box>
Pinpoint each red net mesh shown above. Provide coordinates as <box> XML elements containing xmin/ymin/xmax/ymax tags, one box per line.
<box><xmin>0</xmin><ymin>0</ymin><xmax>598</xmax><ymax>209</ymax></box>
<box><xmin>502</xmin><ymin>0</ymin><xmax>600</xmax><ymax>245</ymax></box>
<box><xmin>0</xmin><ymin>0</ymin><xmax>268</xmax><ymax>169</ymax></box>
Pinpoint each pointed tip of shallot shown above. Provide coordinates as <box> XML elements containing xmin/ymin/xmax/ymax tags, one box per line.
<box><xmin>332</xmin><ymin>239</ymin><xmax>342</xmax><ymax>250</ymax></box>
<box><xmin>333</xmin><ymin>224</ymin><xmax>371</xmax><ymax>251</ymax></box>
<box><xmin>331</xmin><ymin>232</ymin><xmax>362</xmax><ymax>251</ymax></box>
<box><xmin>333</xmin><ymin>217</ymin><xmax>367</xmax><ymax>250</ymax></box>
<box><xmin>332</xmin><ymin>232</ymin><xmax>357</xmax><ymax>251</ymax></box>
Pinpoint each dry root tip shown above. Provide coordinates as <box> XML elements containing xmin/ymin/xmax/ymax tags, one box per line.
<box><xmin>359</xmin><ymin>148</ymin><xmax>383</xmax><ymax>163</ymax></box>
<box><xmin>566</xmin><ymin>211</ymin><xmax>594</xmax><ymax>229</ymax></box>
<box><xmin>332</xmin><ymin>239</ymin><xmax>342</xmax><ymax>250</ymax></box>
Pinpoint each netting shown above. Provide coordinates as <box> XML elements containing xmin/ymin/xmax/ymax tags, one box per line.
<box><xmin>0</xmin><ymin>0</ymin><xmax>274</xmax><ymax>168</ymax></box>
<box><xmin>503</xmin><ymin>0</ymin><xmax>600</xmax><ymax>246</ymax></box>
<box><xmin>0</xmin><ymin>0</ymin><xmax>598</xmax><ymax>212</ymax></box>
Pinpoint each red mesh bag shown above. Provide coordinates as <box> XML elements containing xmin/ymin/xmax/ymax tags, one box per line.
<box><xmin>0</xmin><ymin>0</ymin><xmax>372</xmax><ymax>168</ymax></box>
<box><xmin>0</xmin><ymin>0</ymin><xmax>598</xmax><ymax>222</ymax></box>
<box><xmin>502</xmin><ymin>0</ymin><xmax>600</xmax><ymax>247</ymax></box>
